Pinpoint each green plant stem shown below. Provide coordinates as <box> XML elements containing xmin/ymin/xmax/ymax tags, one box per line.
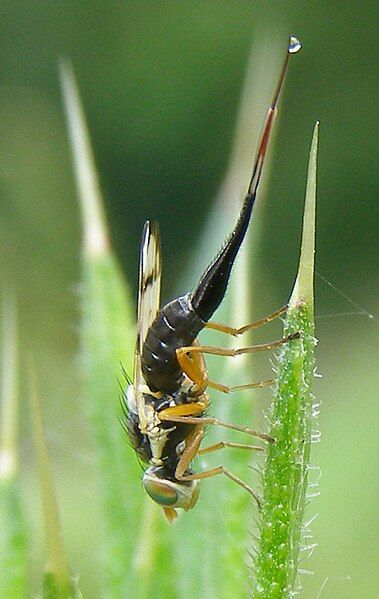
<box><xmin>0</xmin><ymin>290</ymin><xmax>27</xmax><ymax>598</ymax></box>
<box><xmin>29</xmin><ymin>362</ymin><xmax>82</xmax><ymax>598</ymax></box>
<box><xmin>253</xmin><ymin>123</ymin><xmax>318</xmax><ymax>598</ymax></box>
<box><xmin>80</xmin><ymin>252</ymin><xmax>139</xmax><ymax>587</ymax></box>
<box><xmin>60</xmin><ymin>61</ymin><xmax>143</xmax><ymax>596</ymax></box>
<box><xmin>0</xmin><ymin>480</ymin><xmax>26</xmax><ymax>598</ymax></box>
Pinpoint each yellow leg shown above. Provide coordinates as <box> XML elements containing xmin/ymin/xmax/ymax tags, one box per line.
<box><xmin>205</xmin><ymin>304</ymin><xmax>288</xmax><ymax>336</ymax></box>
<box><xmin>181</xmin><ymin>468</ymin><xmax>261</xmax><ymax>507</ymax></box>
<box><xmin>175</xmin><ymin>425</ymin><xmax>205</xmax><ymax>477</ymax></box>
<box><xmin>175</xmin><ymin>430</ymin><xmax>261</xmax><ymax>506</ymax></box>
<box><xmin>158</xmin><ymin>400</ymin><xmax>208</xmax><ymax>420</ymax></box>
<box><xmin>176</xmin><ymin>340</ymin><xmax>208</xmax><ymax>395</ymax></box>
<box><xmin>175</xmin><ymin>331</ymin><xmax>297</xmax><ymax>395</ymax></box>
<box><xmin>158</xmin><ymin>412</ymin><xmax>274</xmax><ymax>443</ymax></box>
<box><xmin>173</xmin><ymin>425</ymin><xmax>262</xmax><ymax>506</ymax></box>
<box><xmin>207</xmin><ymin>378</ymin><xmax>274</xmax><ymax>394</ymax></box>
<box><xmin>197</xmin><ymin>441</ymin><xmax>264</xmax><ymax>455</ymax></box>
<box><xmin>176</xmin><ymin>332</ymin><xmax>299</xmax><ymax>360</ymax></box>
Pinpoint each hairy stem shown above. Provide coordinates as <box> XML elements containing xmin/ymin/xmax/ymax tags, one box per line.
<box><xmin>253</xmin><ymin>123</ymin><xmax>318</xmax><ymax>598</ymax></box>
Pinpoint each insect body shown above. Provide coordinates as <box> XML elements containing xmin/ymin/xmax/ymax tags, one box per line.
<box><xmin>125</xmin><ymin>37</ymin><xmax>301</xmax><ymax>522</ymax></box>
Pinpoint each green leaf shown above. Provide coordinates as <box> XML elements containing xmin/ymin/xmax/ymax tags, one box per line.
<box><xmin>29</xmin><ymin>362</ymin><xmax>83</xmax><ymax>598</ymax></box>
<box><xmin>0</xmin><ymin>290</ymin><xmax>27</xmax><ymax>598</ymax></box>
<box><xmin>60</xmin><ymin>61</ymin><xmax>144</xmax><ymax>596</ymax></box>
<box><xmin>253</xmin><ymin>122</ymin><xmax>319</xmax><ymax>598</ymax></box>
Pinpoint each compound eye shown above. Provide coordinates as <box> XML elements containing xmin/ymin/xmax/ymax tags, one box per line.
<box><xmin>144</xmin><ymin>478</ymin><xmax>178</xmax><ymax>507</ymax></box>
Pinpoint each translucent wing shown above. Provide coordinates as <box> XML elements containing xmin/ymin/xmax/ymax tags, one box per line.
<box><xmin>133</xmin><ymin>221</ymin><xmax>162</xmax><ymax>428</ymax></box>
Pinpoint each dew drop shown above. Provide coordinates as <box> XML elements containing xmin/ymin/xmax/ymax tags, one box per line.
<box><xmin>288</xmin><ymin>36</ymin><xmax>302</xmax><ymax>54</ymax></box>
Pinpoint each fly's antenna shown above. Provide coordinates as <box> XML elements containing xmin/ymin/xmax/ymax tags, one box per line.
<box><xmin>191</xmin><ymin>36</ymin><xmax>302</xmax><ymax>322</ymax></box>
<box><xmin>248</xmin><ymin>36</ymin><xmax>302</xmax><ymax>196</ymax></box>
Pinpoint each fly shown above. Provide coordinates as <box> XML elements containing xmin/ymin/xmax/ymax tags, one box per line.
<box><xmin>125</xmin><ymin>37</ymin><xmax>302</xmax><ymax>522</ymax></box>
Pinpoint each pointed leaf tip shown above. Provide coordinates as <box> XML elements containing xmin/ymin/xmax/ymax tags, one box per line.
<box><xmin>59</xmin><ymin>59</ymin><xmax>109</xmax><ymax>258</ymax></box>
<box><xmin>289</xmin><ymin>121</ymin><xmax>319</xmax><ymax>314</ymax></box>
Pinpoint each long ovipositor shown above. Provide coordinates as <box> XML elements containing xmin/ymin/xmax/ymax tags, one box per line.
<box><xmin>141</xmin><ymin>37</ymin><xmax>301</xmax><ymax>395</ymax></box>
<box><xmin>191</xmin><ymin>38</ymin><xmax>301</xmax><ymax>322</ymax></box>
<box><xmin>191</xmin><ymin>187</ymin><xmax>256</xmax><ymax>323</ymax></box>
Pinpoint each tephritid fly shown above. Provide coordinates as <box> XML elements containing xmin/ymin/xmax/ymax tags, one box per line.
<box><xmin>124</xmin><ymin>37</ymin><xmax>302</xmax><ymax>522</ymax></box>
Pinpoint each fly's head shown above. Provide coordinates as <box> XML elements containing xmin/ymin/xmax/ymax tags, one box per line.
<box><xmin>143</xmin><ymin>465</ymin><xmax>200</xmax><ymax>522</ymax></box>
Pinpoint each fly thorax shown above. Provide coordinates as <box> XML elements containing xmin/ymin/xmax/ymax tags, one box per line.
<box><xmin>149</xmin><ymin>425</ymin><xmax>176</xmax><ymax>463</ymax></box>
<box><xmin>144</xmin><ymin>404</ymin><xmax>159</xmax><ymax>431</ymax></box>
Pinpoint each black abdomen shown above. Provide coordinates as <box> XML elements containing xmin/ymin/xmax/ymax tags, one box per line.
<box><xmin>142</xmin><ymin>293</ymin><xmax>204</xmax><ymax>394</ymax></box>
<box><xmin>142</xmin><ymin>190</ymin><xmax>257</xmax><ymax>395</ymax></box>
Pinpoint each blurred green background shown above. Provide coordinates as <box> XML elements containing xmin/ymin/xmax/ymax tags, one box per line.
<box><xmin>0</xmin><ymin>2</ymin><xmax>378</xmax><ymax>598</ymax></box>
